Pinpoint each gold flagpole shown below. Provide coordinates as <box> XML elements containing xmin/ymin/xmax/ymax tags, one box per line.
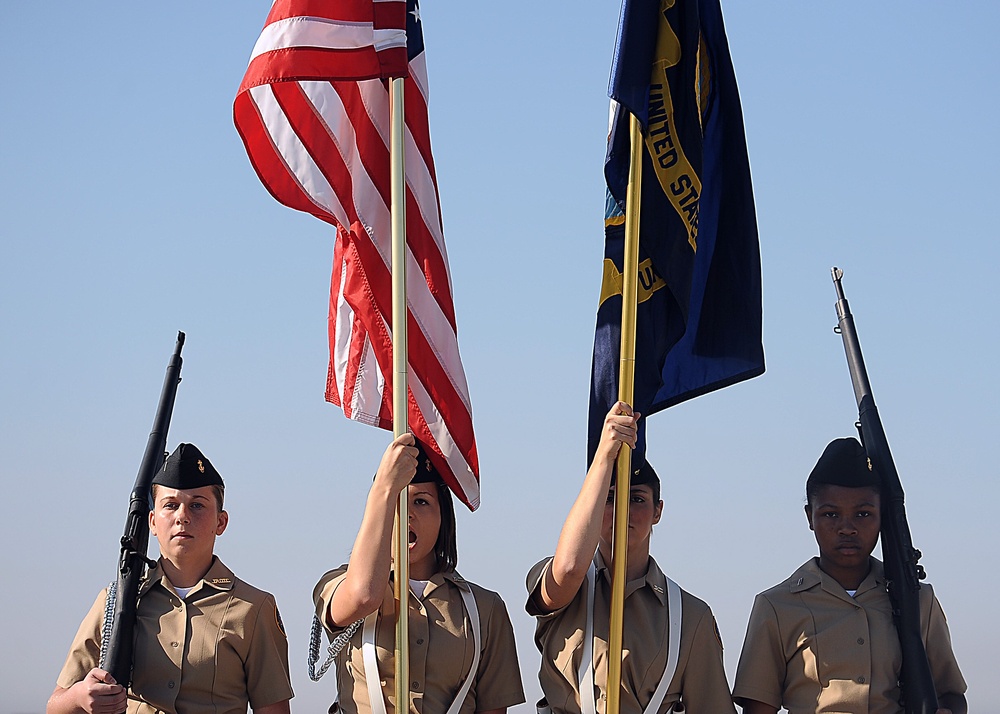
<box><xmin>606</xmin><ymin>112</ymin><xmax>643</xmax><ymax>714</ymax></box>
<box><xmin>389</xmin><ymin>75</ymin><xmax>410</xmax><ymax>714</ymax></box>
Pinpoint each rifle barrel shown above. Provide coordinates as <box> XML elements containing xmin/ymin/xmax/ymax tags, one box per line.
<box><xmin>103</xmin><ymin>332</ymin><xmax>185</xmax><ymax>687</ymax></box>
<box><xmin>830</xmin><ymin>270</ymin><xmax>937</xmax><ymax>714</ymax></box>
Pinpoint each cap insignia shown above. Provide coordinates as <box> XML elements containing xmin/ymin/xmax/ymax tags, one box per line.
<box><xmin>198</xmin><ymin>459</ymin><xmax>205</xmax><ymax>474</ymax></box>
<box><xmin>866</xmin><ymin>458</ymin><xmax>873</xmax><ymax>471</ymax></box>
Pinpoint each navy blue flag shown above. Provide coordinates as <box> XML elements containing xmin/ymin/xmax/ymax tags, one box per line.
<box><xmin>589</xmin><ymin>0</ymin><xmax>764</xmax><ymax>465</ymax></box>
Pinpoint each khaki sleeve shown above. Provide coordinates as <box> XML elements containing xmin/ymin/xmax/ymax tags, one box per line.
<box><xmin>312</xmin><ymin>565</ymin><xmax>351</xmax><ymax>637</ymax></box>
<box><xmin>920</xmin><ymin>584</ymin><xmax>968</xmax><ymax>699</ymax></box>
<box><xmin>525</xmin><ymin>557</ymin><xmax>564</xmax><ymax>619</ymax></box>
<box><xmin>473</xmin><ymin>589</ymin><xmax>526</xmax><ymax>710</ymax></box>
<box><xmin>245</xmin><ymin>593</ymin><xmax>295</xmax><ymax>710</ymax></box>
<box><xmin>55</xmin><ymin>590</ymin><xmax>107</xmax><ymax>689</ymax></box>
<box><xmin>676</xmin><ymin>604</ymin><xmax>736</xmax><ymax>714</ymax></box>
<box><xmin>732</xmin><ymin>594</ymin><xmax>785</xmax><ymax>709</ymax></box>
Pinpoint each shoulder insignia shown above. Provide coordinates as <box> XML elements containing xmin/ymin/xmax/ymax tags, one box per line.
<box><xmin>275</xmin><ymin>606</ymin><xmax>286</xmax><ymax>636</ymax></box>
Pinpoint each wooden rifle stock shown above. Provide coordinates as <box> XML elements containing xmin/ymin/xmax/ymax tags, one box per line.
<box><xmin>103</xmin><ymin>332</ymin><xmax>185</xmax><ymax>689</ymax></box>
<box><xmin>831</xmin><ymin>268</ymin><xmax>937</xmax><ymax>713</ymax></box>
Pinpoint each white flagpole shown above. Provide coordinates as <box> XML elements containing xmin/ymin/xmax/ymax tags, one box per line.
<box><xmin>389</xmin><ymin>74</ymin><xmax>411</xmax><ymax>714</ymax></box>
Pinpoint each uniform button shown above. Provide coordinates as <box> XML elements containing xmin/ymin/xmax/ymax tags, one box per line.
<box><xmin>171</xmin><ymin>641</ymin><xmax>179</xmax><ymax>648</ymax></box>
<box><xmin>168</xmin><ymin>681</ymin><xmax>175</xmax><ymax>689</ymax></box>
<box><xmin>412</xmin><ymin>681</ymin><xmax>420</xmax><ymax>690</ymax></box>
<box><xmin>857</xmin><ymin>676</ymin><xmax>866</xmax><ymax>684</ymax></box>
<box><xmin>416</xmin><ymin>638</ymin><xmax>424</xmax><ymax>645</ymax></box>
<box><xmin>857</xmin><ymin>637</ymin><xmax>865</xmax><ymax>645</ymax></box>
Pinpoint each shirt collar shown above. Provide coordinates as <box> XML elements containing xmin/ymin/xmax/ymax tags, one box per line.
<box><xmin>139</xmin><ymin>556</ymin><xmax>235</xmax><ymax>597</ymax></box>
<box><xmin>201</xmin><ymin>557</ymin><xmax>236</xmax><ymax>591</ymax></box>
<box><xmin>789</xmin><ymin>557</ymin><xmax>885</xmax><ymax>601</ymax></box>
<box><xmin>422</xmin><ymin>569</ymin><xmax>471</xmax><ymax>598</ymax></box>
<box><xmin>594</xmin><ymin>550</ymin><xmax>668</xmax><ymax>605</ymax></box>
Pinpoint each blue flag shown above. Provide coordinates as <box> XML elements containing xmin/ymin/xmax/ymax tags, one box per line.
<box><xmin>589</xmin><ymin>0</ymin><xmax>764</xmax><ymax>465</ymax></box>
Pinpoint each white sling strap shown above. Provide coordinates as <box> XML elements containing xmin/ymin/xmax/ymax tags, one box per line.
<box><xmin>445</xmin><ymin>587</ymin><xmax>481</xmax><ymax>714</ymax></box>
<box><xmin>362</xmin><ymin>610</ymin><xmax>382</xmax><ymax>713</ymax></box>
<box><xmin>578</xmin><ymin>565</ymin><xmax>683</xmax><ymax>714</ymax></box>
<box><xmin>361</xmin><ymin>582</ymin><xmax>481</xmax><ymax>714</ymax></box>
<box><xmin>647</xmin><ymin>576</ymin><xmax>683</xmax><ymax>714</ymax></box>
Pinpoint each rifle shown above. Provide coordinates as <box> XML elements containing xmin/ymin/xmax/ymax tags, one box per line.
<box><xmin>101</xmin><ymin>332</ymin><xmax>185</xmax><ymax>688</ymax></box>
<box><xmin>831</xmin><ymin>268</ymin><xmax>937</xmax><ymax>713</ymax></box>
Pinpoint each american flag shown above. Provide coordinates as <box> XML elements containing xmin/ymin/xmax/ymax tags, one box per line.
<box><xmin>234</xmin><ymin>0</ymin><xmax>481</xmax><ymax>510</ymax></box>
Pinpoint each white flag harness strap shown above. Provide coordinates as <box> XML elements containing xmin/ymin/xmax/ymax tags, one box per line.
<box><xmin>361</xmin><ymin>582</ymin><xmax>481</xmax><ymax>714</ymax></box>
<box><xmin>577</xmin><ymin>563</ymin><xmax>683</xmax><ymax>714</ymax></box>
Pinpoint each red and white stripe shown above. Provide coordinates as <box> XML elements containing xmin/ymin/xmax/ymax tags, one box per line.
<box><xmin>238</xmin><ymin>0</ymin><xmax>408</xmax><ymax>92</ymax></box>
<box><xmin>235</xmin><ymin>0</ymin><xmax>480</xmax><ymax>509</ymax></box>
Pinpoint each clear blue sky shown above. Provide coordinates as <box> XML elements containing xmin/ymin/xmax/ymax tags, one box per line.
<box><xmin>2</xmin><ymin>2</ymin><xmax>998</xmax><ymax>712</ymax></box>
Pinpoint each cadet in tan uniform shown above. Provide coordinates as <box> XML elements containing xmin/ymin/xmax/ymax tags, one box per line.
<box><xmin>526</xmin><ymin>402</ymin><xmax>736</xmax><ymax>714</ymax></box>
<box><xmin>733</xmin><ymin>437</ymin><xmax>967</xmax><ymax>714</ymax></box>
<box><xmin>313</xmin><ymin>434</ymin><xmax>524</xmax><ymax>714</ymax></box>
<box><xmin>47</xmin><ymin>443</ymin><xmax>294</xmax><ymax>714</ymax></box>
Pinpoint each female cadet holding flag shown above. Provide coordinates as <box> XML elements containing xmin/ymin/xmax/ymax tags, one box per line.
<box><xmin>312</xmin><ymin>433</ymin><xmax>524</xmax><ymax>714</ymax></box>
<box><xmin>732</xmin><ymin>437</ymin><xmax>967</xmax><ymax>714</ymax></box>
<box><xmin>526</xmin><ymin>402</ymin><xmax>736</xmax><ymax>714</ymax></box>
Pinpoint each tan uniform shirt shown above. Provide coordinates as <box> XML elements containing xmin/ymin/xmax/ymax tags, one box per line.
<box><xmin>525</xmin><ymin>554</ymin><xmax>736</xmax><ymax>714</ymax></box>
<box><xmin>733</xmin><ymin>557</ymin><xmax>966</xmax><ymax>713</ymax></box>
<box><xmin>57</xmin><ymin>558</ymin><xmax>294</xmax><ymax>714</ymax></box>
<box><xmin>314</xmin><ymin>567</ymin><xmax>524</xmax><ymax>714</ymax></box>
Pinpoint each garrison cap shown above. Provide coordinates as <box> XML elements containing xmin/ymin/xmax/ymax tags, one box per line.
<box><xmin>412</xmin><ymin>444</ymin><xmax>443</xmax><ymax>485</ymax></box>
<box><xmin>611</xmin><ymin>459</ymin><xmax>660</xmax><ymax>490</ymax></box>
<box><xmin>807</xmin><ymin>437</ymin><xmax>878</xmax><ymax>490</ymax></box>
<box><xmin>152</xmin><ymin>443</ymin><xmax>224</xmax><ymax>489</ymax></box>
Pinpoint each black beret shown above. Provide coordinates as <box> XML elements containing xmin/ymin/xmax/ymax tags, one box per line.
<box><xmin>807</xmin><ymin>437</ymin><xmax>878</xmax><ymax>490</ymax></box>
<box><xmin>152</xmin><ymin>443</ymin><xmax>224</xmax><ymax>490</ymax></box>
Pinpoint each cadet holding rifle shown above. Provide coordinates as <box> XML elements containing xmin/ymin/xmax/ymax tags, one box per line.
<box><xmin>47</xmin><ymin>444</ymin><xmax>294</xmax><ymax>714</ymax></box>
<box><xmin>732</xmin><ymin>439</ymin><xmax>966</xmax><ymax>714</ymax></box>
<box><xmin>732</xmin><ymin>269</ymin><xmax>967</xmax><ymax>714</ymax></box>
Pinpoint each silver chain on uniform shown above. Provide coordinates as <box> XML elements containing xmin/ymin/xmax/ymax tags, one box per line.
<box><xmin>103</xmin><ymin>580</ymin><xmax>363</xmax><ymax>682</ymax></box>
<box><xmin>99</xmin><ymin>581</ymin><xmax>118</xmax><ymax>669</ymax></box>
<box><xmin>307</xmin><ymin>614</ymin><xmax>363</xmax><ymax>681</ymax></box>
